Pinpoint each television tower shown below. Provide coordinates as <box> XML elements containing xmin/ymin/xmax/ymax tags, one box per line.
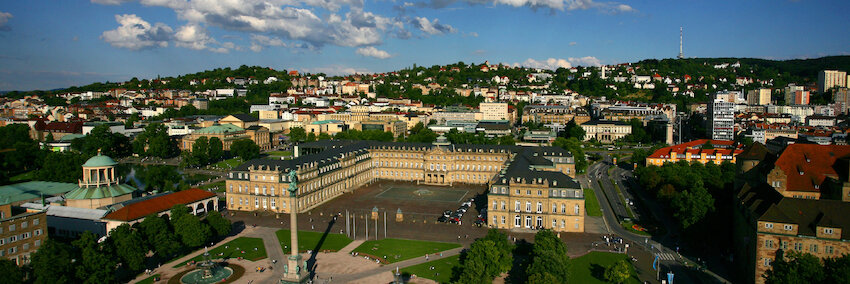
<box><xmin>677</xmin><ymin>27</ymin><xmax>684</xmax><ymax>59</ymax></box>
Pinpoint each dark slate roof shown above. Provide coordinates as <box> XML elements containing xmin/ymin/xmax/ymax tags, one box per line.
<box><xmin>759</xmin><ymin>198</ymin><xmax>850</xmax><ymax>239</ymax></box>
<box><xmin>231</xmin><ymin>113</ymin><xmax>259</xmax><ymax>122</ymax></box>
<box><xmin>582</xmin><ymin>120</ymin><xmax>631</xmax><ymax>126</ymax></box>
<box><xmin>240</xmin><ymin>140</ymin><xmax>578</xmax><ymax>188</ymax></box>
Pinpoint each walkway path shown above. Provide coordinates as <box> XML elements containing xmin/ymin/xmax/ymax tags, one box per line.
<box><xmin>327</xmin><ymin>247</ymin><xmax>464</xmax><ymax>283</ymax></box>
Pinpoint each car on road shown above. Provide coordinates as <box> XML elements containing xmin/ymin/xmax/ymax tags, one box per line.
<box><xmin>437</xmin><ymin>216</ymin><xmax>449</xmax><ymax>223</ymax></box>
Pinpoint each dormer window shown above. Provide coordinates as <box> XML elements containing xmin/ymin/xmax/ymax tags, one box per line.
<box><xmin>784</xmin><ymin>224</ymin><xmax>793</xmax><ymax>231</ymax></box>
<box><xmin>825</xmin><ymin>228</ymin><xmax>834</xmax><ymax>234</ymax></box>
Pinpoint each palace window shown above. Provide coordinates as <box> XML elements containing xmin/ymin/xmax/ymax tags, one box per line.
<box><xmin>764</xmin><ymin>239</ymin><xmax>773</xmax><ymax>248</ymax></box>
<box><xmin>271</xmin><ymin>199</ymin><xmax>276</xmax><ymax>208</ymax></box>
<box><xmin>526</xmin><ymin>202</ymin><xmax>531</xmax><ymax>212</ymax></box>
<box><xmin>810</xmin><ymin>244</ymin><xmax>818</xmax><ymax>253</ymax></box>
<box><xmin>514</xmin><ymin>201</ymin><xmax>520</xmax><ymax>212</ymax></box>
<box><xmin>561</xmin><ymin>204</ymin><xmax>566</xmax><ymax>214</ymax></box>
<box><xmin>575</xmin><ymin>205</ymin><xmax>580</xmax><ymax>215</ymax></box>
<box><xmin>514</xmin><ymin>215</ymin><xmax>521</xmax><ymax>227</ymax></box>
<box><xmin>552</xmin><ymin>204</ymin><xmax>557</xmax><ymax>213</ymax></box>
<box><xmin>493</xmin><ymin>201</ymin><xmax>498</xmax><ymax>210</ymax></box>
<box><xmin>536</xmin><ymin>202</ymin><xmax>542</xmax><ymax>213</ymax></box>
<box><xmin>500</xmin><ymin>201</ymin><xmax>505</xmax><ymax>210</ymax></box>
<box><xmin>254</xmin><ymin>198</ymin><xmax>259</xmax><ymax>207</ymax></box>
<box><xmin>794</xmin><ymin>243</ymin><xmax>803</xmax><ymax>251</ymax></box>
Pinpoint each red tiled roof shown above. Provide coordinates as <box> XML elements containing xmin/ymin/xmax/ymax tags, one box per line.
<box><xmin>102</xmin><ymin>188</ymin><xmax>216</xmax><ymax>222</ymax></box>
<box><xmin>648</xmin><ymin>139</ymin><xmax>742</xmax><ymax>160</ymax></box>
<box><xmin>775</xmin><ymin>144</ymin><xmax>850</xmax><ymax>193</ymax></box>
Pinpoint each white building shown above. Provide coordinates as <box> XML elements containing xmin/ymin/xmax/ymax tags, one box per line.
<box><xmin>818</xmin><ymin>70</ymin><xmax>847</xmax><ymax>93</ymax></box>
<box><xmin>708</xmin><ymin>92</ymin><xmax>735</xmax><ymax>141</ymax></box>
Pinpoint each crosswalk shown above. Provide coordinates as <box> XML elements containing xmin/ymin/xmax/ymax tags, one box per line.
<box><xmin>657</xmin><ymin>252</ymin><xmax>677</xmax><ymax>261</ymax></box>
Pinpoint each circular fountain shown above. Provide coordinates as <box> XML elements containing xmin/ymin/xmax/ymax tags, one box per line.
<box><xmin>413</xmin><ymin>189</ymin><xmax>434</xmax><ymax>196</ymax></box>
<box><xmin>180</xmin><ymin>248</ymin><xmax>234</xmax><ymax>284</ymax></box>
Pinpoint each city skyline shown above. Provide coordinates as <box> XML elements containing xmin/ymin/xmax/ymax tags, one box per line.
<box><xmin>1</xmin><ymin>0</ymin><xmax>849</xmax><ymax>91</ymax></box>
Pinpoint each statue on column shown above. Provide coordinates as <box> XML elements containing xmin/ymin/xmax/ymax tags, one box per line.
<box><xmin>288</xmin><ymin>170</ymin><xmax>298</xmax><ymax>197</ymax></box>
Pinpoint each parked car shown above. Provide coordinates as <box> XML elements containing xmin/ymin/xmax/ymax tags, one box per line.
<box><xmin>437</xmin><ymin>216</ymin><xmax>449</xmax><ymax>223</ymax></box>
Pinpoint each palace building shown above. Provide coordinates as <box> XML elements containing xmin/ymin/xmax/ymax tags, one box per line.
<box><xmin>224</xmin><ymin>139</ymin><xmax>584</xmax><ymax>232</ymax></box>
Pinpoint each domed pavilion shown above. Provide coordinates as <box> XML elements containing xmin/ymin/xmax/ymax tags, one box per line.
<box><xmin>64</xmin><ymin>152</ymin><xmax>136</xmax><ymax>209</ymax></box>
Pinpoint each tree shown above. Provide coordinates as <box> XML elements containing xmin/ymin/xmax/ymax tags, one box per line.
<box><xmin>824</xmin><ymin>253</ymin><xmax>850</xmax><ymax>283</ymax></box>
<box><xmin>670</xmin><ymin>185</ymin><xmax>714</xmax><ymax>229</ymax></box>
<box><xmin>526</xmin><ymin>230</ymin><xmax>570</xmax><ymax>282</ymax></box>
<box><xmin>73</xmin><ymin>231</ymin><xmax>117</xmax><ymax>284</ymax></box>
<box><xmin>206</xmin><ymin>211</ymin><xmax>232</xmax><ymax>237</ymax></box>
<box><xmin>764</xmin><ymin>250</ymin><xmax>825</xmax><ymax>284</ymax></box>
<box><xmin>71</xmin><ymin>124</ymin><xmax>131</xmax><ymax>157</ymax></box>
<box><xmin>108</xmin><ymin>223</ymin><xmax>147</xmax><ymax>271</ymax></box>
<box><xmin>208</xmin><ymin>137</ymin><xmax>223</xmax><ymax>162</ymax></box>
<box><xmin>35</xmin><ymin>151</ymin><xmax>87</xmax><ymax>183</ymax></box>
<box><xmin>604</xmin><ymin>259</ymin><xmax>632</xmax><ymax>284</ymax></box>
<box><xmin>0</xmin><ymin>259</ymin><xmax>24</xmax><ymax>284</ymax></box>
<box><xmin>288</xmin><ymin>127</ymin><xmax>307</xmax><ymax>143</ymax></box>
<box><xmin>563</xmin><ymin>119</ymin><xmax>585</xmax><ymax>140</ymax></box>
<box><xmin>230</xmin><ymin>139</ymin><xmax>260</xmax><ymax>160</ymax></box>
<box><xmin>457</xmin><ymin>240</ymin><xmax>505</xmax><ymax>284</ymax></box>
<box><xmin>133</xmin><ymin>123</ymin><xmax>178</xmax><ymax>158</ymax></box>
<box><xmin>140</xmin><ymin>214</ymin><xmax>182</xmax><ymax>258</ymax></box>
<box><xmin>191</xmin><ymin>136</ymin><xmax>210</xmax><ymax>165</ymax></box>
<box><xmin>406</xmin><ymin>122</ymin><xmax>438</xmax><ymax>143</ymax></box>
<box><xmin>318</xmin><ymin>132</ymin><xmax>332</xmax><ymax>140</ymax></box>
<box><xmin>170</xmin><ymin>204</ymin><xmax>190</xmax><ymax>221</ymax></box>
<box><xmin>30</xmin><ymin>239</ymin><xmax>77</xmax><ymax>284</ymax></box>
<box><xmin>173</xmin><ymin>213</ymin><xmax>212</xmax><ymax>248</ymax></box>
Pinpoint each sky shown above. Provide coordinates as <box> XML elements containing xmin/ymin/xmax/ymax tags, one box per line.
<box><xmin>0</xmin><ymin>0</ymin><xmax>849</xmax><ymax>91</ymax></box>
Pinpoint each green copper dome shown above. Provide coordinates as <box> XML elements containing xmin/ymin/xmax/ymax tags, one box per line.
<box><xmin>82</xmin><ymin>155</ymin><xmax>118</xmax><ymax>167</ymax></box>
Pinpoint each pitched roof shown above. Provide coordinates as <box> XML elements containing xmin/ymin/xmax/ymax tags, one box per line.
<box><xmin>759</xmin><ymin>198</ymin><xmax>850</xmax><ymax>239</ymax></box>
<box><xmin>64</xmin><ymin>184</ymin><xmax>137</xmax><ymax>200</ymax></box>
<box><xmin>0</xmin><ymin>181</ymin><xmax>79</xmax><ymax>206</ymax></box>
<box><xmin>647</xmin><ymin>139</ymin><xmax>743</xmax><ymax>160</ymax></box>
<box><xmin>228</xmin><ymin>113</ymin><xmax>259</xmax><ymax>122</ymax></box>
<box><xmin>102</xmin><ymin>188</ymin><xmax>216</xmax><ymax>222</ymax></box>
<box><xmin>774</xmin><ymin>144</ymin><xmax>850</xmax><ymax>193</ymax></box>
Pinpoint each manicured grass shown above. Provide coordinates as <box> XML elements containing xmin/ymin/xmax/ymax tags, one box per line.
<box><xmin>267</xmin><ymin>150</ymin><xmax>292</xmax><ymax>157</ymax></box>
<box><xmin>352</xmin><ymin>238</ymin><xmax>461</xmax><ymax>264</ymax></box>
<box><xmin>211</xmin><ymin>158</ymin><xmax>243</xmax><ymax>169</ymax></box>
<box><xmin>275</xmin><ymin>229</ymin><xmax>353</xmax><ymax>253</ymax></box>
<box><xmin>173</xmin><ymin>237</ymin><xmax>266</xmax><ymax>268</ymax></box>
<box><xmin>137</xmin><ymin>274</ymin><xmax>161</xmax><ymax>284</ymax></box>
<box><xmin>401</xmin><ymin>255</ymin><xmax>459</xmax><ymax>284</ymax></box>
<box><xmin>569</xmin><ymin>251</ymin><xmax>641</xmax><ymax>284</ymax></box>
<box><xmin>621</xmin><ymin>220</ymin><xmax>651</xmax><ymax>236</ymax></box>
<box><xmin>200</xmin><ymin>181</ymin><xmax>226</xmax><ymax>192</ymax></box>
<box><xmin>584</xmin><ymin>188</ymin><xmax>602</xmax><ymax>217</ymax></box>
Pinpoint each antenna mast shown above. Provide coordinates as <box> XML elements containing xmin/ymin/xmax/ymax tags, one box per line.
<box><xmin>678</xmin><ymin>27</ymin><xmax>684</xmax><ymax>59</ymax></box>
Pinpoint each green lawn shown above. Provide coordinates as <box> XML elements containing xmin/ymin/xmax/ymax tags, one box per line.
<box><xmin>621</xmin><ymin>220</ymin><xmax>651</xmax><ymax>236</ymax></box>
<box><xmin>267</xmin><ymin>150</ymin><xmax>292</xmax><ymax>157</ymax></box>
<box><xmin>173</xmin><ymin>237</ymin><xmax>266</xmax><ymax>268</ymax></box>
<box><xmin>584</xmin><ymin>188</ymin><xmax>602</xmax><ymax>217</ymax></box>
<box><xmin>200</xmin><ymin>180</ymin><xmax>226</xmax><ymax>192</ymax></box>
<box><xmin>401</xmin><ymin>255</ymin><xmax>459</xmax><ymax>284</ymax></box>
<box><xmin>275</xmin><ymin>229</ymin><xmax>353</xmax><ymax>253</ymax></box>
<box><xmin>352</xmin><ymin>238</ymin><xmax>461</xmax><ymax>264</ymax></box>
<box><xmin>569</xmin><ymin>251</ymin><xmax>641</xmax><ymax>284</ymax></box>
<box><xmin>137</xmin><ymin>274</ymin><xmax>160</xmax><ymax>284</ymax></box>
<box><xmin>210</xmin><ymin>158</ymin><xmax>243</xmax><ymax>169</ymax></box>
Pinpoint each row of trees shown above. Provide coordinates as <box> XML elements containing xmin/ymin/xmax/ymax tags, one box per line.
<box><xmin>763</xmin><ymin>250</ymin><xmax>850</xmax><ymax>283</ymax></box>
<box><xmin>1</xmin><ymin>207</ymin><xmax>231</xmax><ymax>283</ymax></box>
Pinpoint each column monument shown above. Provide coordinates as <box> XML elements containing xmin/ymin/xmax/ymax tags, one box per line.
<box><xmin>281</xmin><ymin>169</ymin><xmax>309</xmax><ymax>284</ymax></box>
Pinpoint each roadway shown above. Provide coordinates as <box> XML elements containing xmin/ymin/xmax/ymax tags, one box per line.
<box><xmin>581</xmin><ymin>152</ymin><xmax>730</xmax><ymax>284</ymax></box>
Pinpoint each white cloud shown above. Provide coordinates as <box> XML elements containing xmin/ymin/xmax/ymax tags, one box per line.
<box><xmin>91</xmin><ymin>0</ymin><xmax>133</xmax><ymax>4</ymax></box>
<box><xmin>569</xmin><ymin>41</ymin><xmax>577</xmax><ymax>46</ymax></box>
<box><xmin>250</xmin><ymin>34</ymin><xmax>288</xmax><ymax>52</ymax></box>
<box><xmin>413</xmin><ymin>17</ymin><xmax>456</xmax><ymax>35</ymax></box>
<box><xmin>0</xmin><ymin>11</ymin><xmax>13</xmax><ymax>30</ymax></box>
<box><xmin>356</xmin><ymin>46</ymin><xmax>392</xmax><ymax>59</ymax></box>
<box><xmin>515</xmin><ymin>56</ymin><xmax>602</xmax><ymax>69</ymax></box>
<box><xmin>102</xmin><ymin>14</ymin><xmax>232</xmax><ymax>52</ymax></box>
<box><xmin>568</xmin><ymin>56</ymin><xmax>601</xmax><ymax>66</ymax></box>
<box><xmin>101</xmin><ymin>14</ymin><xmax>173</xmax><ymax>50</ymax></box>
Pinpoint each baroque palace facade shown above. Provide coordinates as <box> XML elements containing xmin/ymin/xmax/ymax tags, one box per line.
<box><xmin>225</xmin><ymin>139</ymin><xmax>585</xmax><ymax>232</ymax></box>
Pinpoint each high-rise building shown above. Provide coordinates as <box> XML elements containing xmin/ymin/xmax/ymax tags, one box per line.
<box><xmin>708</xmin><ymin>92</ymin><xmax>735</xmax><ymax>140</ymax></box>
<box><xmin>747</xmin><ymin>88</ymin><xmax>772</xmax><ymax>105</ymax></box>
<box><xmin>784</xmin><ymin>84</ymin><xmax>810</xmax><ymax>105</ymax></box>
<box><xmin>833</xmin><ymin>88</ymin><xmax>850</xmax><ymax>114</ymax></box>
<box><xmin>818</xmin><ymin>70</ymin><xmax>847</xmax><ymax>93</ymax></box>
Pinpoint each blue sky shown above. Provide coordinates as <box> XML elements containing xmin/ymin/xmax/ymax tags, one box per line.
<box><xmin>0</xmin><ymin>0</ymin><xmax>848</xmax><ymax>91</ymax></box>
